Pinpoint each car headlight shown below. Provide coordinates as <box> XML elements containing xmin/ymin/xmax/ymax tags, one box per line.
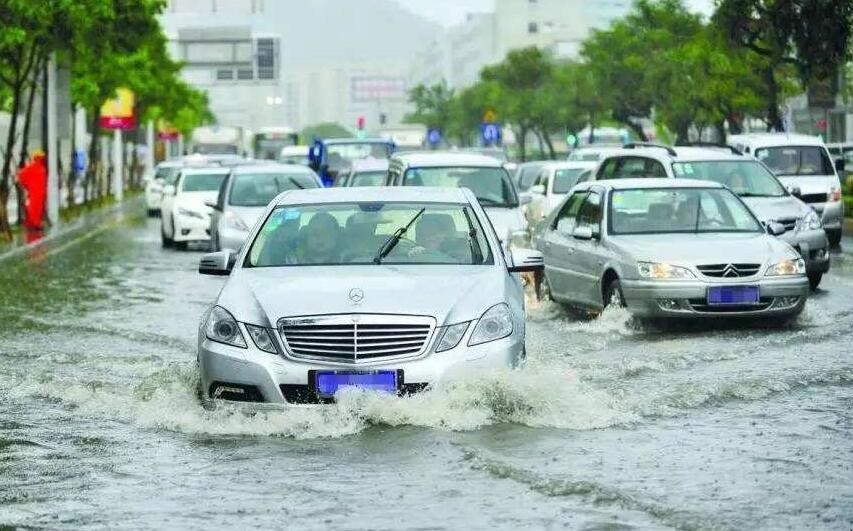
<box><xmin>204</xmin><ymin>306</ymin><xmax>247</xmax><ymax>348</ymax></box>
<box><xmin>245</xmin><ymin>323</ymin><xmax>277</xmax><ymax>354</ymax></box>
<box><xmin>508</xmin><ymin>229</ymin><xmax>531</xmax><ymax>250</ymax></box>
<box><xmin>766</xmin><ymin>258</ymin><xmax>806</xmax><ymax>276</ymax></box>
<box><xmin>797</xmin><ymin>210</ymin><xmax>822</xmax><ymax>230</ymax></box>
<box><xmin>435</xmin><ymin>322</ymin><xmax>469</xmax><ymax>352</ymax></box>
<box><xmin>223</xmin><ymin>211</ymin><xmax>250</xmax><ymax>231</ymax></box>
<box><xmin>468</xmin><ymin>303</ymin><xmax>513</xmax><ymax>346</ymax></box>
<box><xmin>178</xmin><ymin>206</ymin><xmax>206</xmax><ymax>220</ymax></box>
<box><xmin>637</xmin><ymin>262</ymin><xmax>695</xmax><ymax>279</ymax></box>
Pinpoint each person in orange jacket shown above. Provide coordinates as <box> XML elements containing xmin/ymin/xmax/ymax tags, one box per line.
<box><xmin>17</xmin><ymin>150</ymin><xmax>47</xmax><ymax>230</ymax></box>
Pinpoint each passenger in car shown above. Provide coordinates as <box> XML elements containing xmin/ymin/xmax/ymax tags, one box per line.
<box><xmin>342</xmin><ymin>212</ymin><xmax>381</xmax><ymax>262</ymax></box>
<box><xmin>257</xmin><ymin>219</ymin><xmax>300</xmax><ymax>266</ymax></box>
<box><xmin>298</xmin><ymin>213</ymin><xmax>343</xmax><ymax>264</ymax></box>
<box><xmin>409</xmin><ymin>213</ymin><xmax>457</xmax><ymax>260</ymax></box>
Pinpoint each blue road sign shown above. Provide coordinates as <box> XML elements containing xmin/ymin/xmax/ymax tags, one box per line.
<box><xmin>427</xmin><ymin>128</ymin><xmax>442</xmax><ymax>147</ymax></box>
<box><xmin>480</xmin><ymin>123</ymin><xmax>501</xmax><ymax>145</ymax></box>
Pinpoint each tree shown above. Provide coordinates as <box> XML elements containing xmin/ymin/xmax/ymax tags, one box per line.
<box><xmin>404</xmin><ymin>82</ymin><xmax>456</xmax><ymax>141</ymax></box>
<box><xmin>715</xmin><ymin>0</ymin><xmax>853</xmax><ymax>131</ymax></box>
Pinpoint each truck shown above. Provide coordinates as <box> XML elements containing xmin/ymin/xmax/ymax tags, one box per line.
<box><xmin>190</xmin><ymin>125</ymin><xmax>250</xmax><ymax>157</ymax></box>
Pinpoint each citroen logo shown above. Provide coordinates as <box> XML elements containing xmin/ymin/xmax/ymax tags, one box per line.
<box><xmin>348</xmin><ymin>288</ymin><xmax>364</xmax><ymax>305</ymax></box>
<box><xmin>722</xmin><ymin>264</ymin><xmax>740</xmax><ymax>277</ymax></box>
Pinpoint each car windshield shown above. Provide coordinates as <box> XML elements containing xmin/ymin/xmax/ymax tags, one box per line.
<box><xmin>402</xmin><ymin>166</ymin><xmax>519</xmax><ymax>207</ymax></box>
<box><xmin>553</xmin><ymin>168</ymin><xmax>586</xmax><ymax>194</ymax></box>
<box><xmin>247</xmin><ymin>202</ymin><xmax>494</xmax><ymax>267</ymax></box>
<box><xmin>609</xmin><ymin>187</ymin><xmax>763</xmax><ymax>235</ymax></box>
<box><xmin>568</xmin><ymin>151</ymin><xmax>605</xmax><ymax>161</ymax></box>
<box><xmin>672</xmin><ymin>160</ymin><xmax>786</xmax><ymax>197</ymax></box>
<box><xmin>349</xmin><ymin>171</ymin><xmax>386</xmax><ymax>187</ymax></box>
<box><xmin>755</xmin><ymin>146</ymin><xmax>834</xmax><ymax>176</ymax></box>
<box><xmin>155</xmin><ymin>166</ymin><xmax>180</xmax><ymax>184</ymax></box>
<box><xmin>228</xmin><ymin>172</ymin><xmax>319</xmax><ymax>207</ymax></box>
<box><xmin>181</xmin><ymin>172</ymin><xmax>227</xmax><ymax>192</ymax></box>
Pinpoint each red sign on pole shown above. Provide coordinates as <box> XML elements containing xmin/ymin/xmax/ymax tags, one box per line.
<box><xmin>100</xmin><ymin>88</ymin><xmax>136</xmax><ymax>130</ymax></box>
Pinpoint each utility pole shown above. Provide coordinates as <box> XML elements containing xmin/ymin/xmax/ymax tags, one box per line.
<box><xmin>46</xmin><ymin>53</ymin><xmax>59</xmax><ymax>225</ymax></box>
<box><xmin>145</xmin><ymin>120</ymin><xmax>155</xmax><ymax>177</ymax></box>
<box><xmin>112</xmin><ymin>129</ymin><xmax>122</xmax><ymax>200</ymax></box>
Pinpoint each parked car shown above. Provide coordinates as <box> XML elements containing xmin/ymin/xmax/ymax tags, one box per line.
<box><xmin>334</xmin><ymin>158</ymin><xmax>389</xmax><ymax>187</ymax></box>
<box><xmin>592</xmin><ymin>144</ymin><xmax>830</xmax><ymax>289</ymax></box>
<box><xmin>196</xmin><ymin>186</ymin><xmax>544</xmax><ymax>405</ymax></box>
<box><xmin>160</xmin><ymin>167</ymin><xmax>230</xmax><ymax>249</ymax></box>
<box><xmin>144</xmin><ymin>160</ymin><xmax>183</xmax><ymax>216</ymax></box>
<box><xmin>728</xmin><ymin>133</ymin><xmax>844</xmax><ymax>247</ymax></box>
<box><xmin>533</xmin><ymin>178</ymin><xmax>809</xmax><ymax>321</ymax></box>
<box><xmin>525</xmin><ymin>161</ymin><xmax>597</xmax><ymax>225</ymax></box>
<box><xmin>208</xmin><ymin>163</ymin><xmax>323</xmax><ymax>252</ymax></box>
<box><xmin>385</xmin><ymin>152</ymin><xmax>530</xmax><ymax>250</ymax></box>
<box><xmin>278</xmin><ymin>145</ymin><xmax>310</xmax><ymax>166</ymax></box>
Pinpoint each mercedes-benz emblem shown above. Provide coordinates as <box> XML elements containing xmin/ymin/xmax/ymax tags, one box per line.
<box><xmin>348</xmin><ymin>288</ymin><xmax>364</xmax><ymax>304</ymax></box>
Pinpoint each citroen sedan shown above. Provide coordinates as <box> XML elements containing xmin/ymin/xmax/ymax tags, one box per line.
<box><xmin>197</xmin><ymin>187</ymin><xmax>543</xmax><ymax>405</ymax></box>
<box><xmin>533</xmin><ymin>179</ymin><xmax>809</xmax><ymax>320</ymax></box>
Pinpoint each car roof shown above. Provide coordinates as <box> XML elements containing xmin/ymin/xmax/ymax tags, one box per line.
<box><xmin>601</xmin><ymin>146</ymin><xmax>746</xmax><ymax>163</ymax></box>
<box><xmin>578</xmin><ymin>177</ymin><xmax>724</xmax><ymax>191</ymax></box>
<box><xmin>349</xmin><ymin>158</ymin><xmax>390</xmax><ymax>172</ymax></box>
<box><xmin>391</xmin><ymin>151</ymin><xmax>504</xmax><ymax>168</ymax></box>
<box><xmin>156</xmin><ymin>160</ymin><xmax>184</xmax><ymax>168</ymax></box>
<box><xmin>274</xmin><ymin>186</ymin><xmax>471</xmax><ymax>206</ymax></box>
<box><xmin>232</xmin><ymin>163</ymin><xmax>314</xmax><ymax>174</ymax></box>
<box><xmin>322</xmin><ymin>137</ymin><xmax>392</xmax><ymax>145</ymax></box>
<box><xmin>543</xmin><ymin>160</ymin><xmax>598</xmax><ymax>169</ymax></box>
<box><xmin>179</xmin><ymin>166</ymin><xmax>231</xmax><ymax>175</ymax></box>
<box><xmin>727</xmin><ymin>132</ymin><xmax>826</xmax><ymax>147</ymax></box>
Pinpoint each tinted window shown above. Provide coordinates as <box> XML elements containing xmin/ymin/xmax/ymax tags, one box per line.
<box><xmin>755</xmin><ymin>146</ymin><xmax>834</xmax><ymax>176</ymax></box>
<box><xmin>672</xmin><ymin>160</ymin><xmax>785</xmax><ymax>197</ymax></box>
<box><xmin>181</xmin><ymin>172</ymin><xmax>228</xmax><ymax>192</ymax></box>
<box><xmin>229</xmin><ymin>172</ymin><xmax>319</xmax><ymax>206</ymax></box>
<box><xmin>402</xmin><ymin>166</ymin><xmax>518</xmax><ymax>207</ymax></box>
<box><xmin>553</xmin><ymin>168</ymin><xmax>585</xmax><ymax>194</ymax></box>
<box><xmin>597</xmin><ymin>158</ymin><xmax>619</xmax><ymax>180</ymax></box>
<box><xmin>577</xmin><ymin>191</ymin><xmax>602</xmax><ymax>230</ymax></box>
<box><xmin>553</xmin><ymin>191</ymin><xmax>587</xmax><ymax>233</ymax></box>
<box><xmin>517</xmin><ymin>165</ymin><xmax>543</xmax><ymax>191</ymax></box>
<box><xmin>349</xmin><ymin>171</ymin><xmax>387</xmax><ymax>187</ymax></box>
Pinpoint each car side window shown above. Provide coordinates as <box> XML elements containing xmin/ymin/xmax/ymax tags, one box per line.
<box><xmin>644</xmin><ymin>158</ymin><xmax>667</xmax><ymax>177</ymax></box>
<box><xmin>597</xmin><ymin>158</ymin><xmax>619</xmax><ymax>180</ymax></box>
<box><xmin>614</xmin><ymin>157</ymin><xmax>648</xmax><ymax>179</ymax></box>
<box><xmin>577</xmin><ymin>191</ymin><xmax>602</xmax><ymax>234</ymax></box>
<box><xmin>553</xmin><ymin>191</ymin><xmax>587</xmax><ymax>233</ymax></box>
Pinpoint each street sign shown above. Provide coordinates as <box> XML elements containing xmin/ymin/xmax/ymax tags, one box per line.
<box><xmin>100</xmin><ymin>87</ymin><xmax>136</xmax><ymax>130</ymax></box>
<box><xmin>427</xmin><ymin>128</ymin><xmax>442</xmax><ymax>147</ymax></box>
<box><xmin>482</xmin><ymin>109</ymin><xmax>497</xmax><ymax>123</ymax></box>
<box><xmin>480</xmin><ymin>122</ymin><xmax>501</xmax><ymax>146</ymax></box>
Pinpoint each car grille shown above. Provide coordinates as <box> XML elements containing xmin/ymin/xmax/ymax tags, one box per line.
<box><xmin>696</xmin><ymin>263</ymin><xmax>761</xmax><ymax>278</ymax></box>
<box><xmin>278</xmin><ymin>314</ymin><xmax>435</xmax><ymax>364</ymax></box>
<box><xmin>800</xmin><ymin>193</ymin><xmax>827</xmax><ymax>204</ymax></box>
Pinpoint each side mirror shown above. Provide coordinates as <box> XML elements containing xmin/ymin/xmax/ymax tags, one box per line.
<box><xmin>162</xmin><ymin>185</ymin><xmax>176</xmax><ymax>196</ymax></box>
<box><xmin>572</xmin><ymin>225</ymin><xmax>594</xmax><ymax>240</ymax></box>
<box><xmin>530</xmin><ymin>184</ymin><xmax>546</xmax><ymax>195</ymax></box>
<box><xmin>835</xmin><ymin>158</ymin><xmax>845</xmax><ymax>172</ymax></box>
<box><xmin>204</xmin><ymin>199</ymin><xmax>220</xmax><ymax>210</ymax></box>
<box><xmin>519</xmin><ymin>193</ymin><xmax>533</xmax><ymax>206</ymax></box>
<box><xmin>508</xmin><ymin>248</ymin><xmax>544</xmax><ymax>273</ymax></box>
<box><xmin>766</xmin><ymin>221</ymin><xmax>786</xmax><ymax>236</ymax></box>
<box><xmin>788</xmin><ymin>186</ymin><xmax>802</xmax><ymax>198</ymax></box>
<box><xmin>199</xmin><ymin>250</ymin><xmax>236</xmax><ymax>276</ymax></box>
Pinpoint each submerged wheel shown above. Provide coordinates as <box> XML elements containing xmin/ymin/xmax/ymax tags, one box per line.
<box><xmin>603</xmin><ymin>278</ymin><xmax>625</xmax><ymax>308</ymax></box>
<box><xmin>536</xmin><ymin>272</ymin><xmax>554</xmax><ymax>302</ymax></box>
<box><xmin>827</xmin><ymin>229</ymin><xmax>842</xmax><ymax>248</ymax></box>
<box><xmin>808</xmin><ymin>272</ymin><xmax>822</xmax><ymax>291</ymax></box>
<box><xmin>161</xmin><ymin>226</ymin><xmax>173</xmax><ymax>248</ymax></box>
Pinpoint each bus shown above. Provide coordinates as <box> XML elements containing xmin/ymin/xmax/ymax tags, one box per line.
<box><xmin>253</xmin><ymin>126</ymin><xmax>300</xmax><ymax>160</ymax></box>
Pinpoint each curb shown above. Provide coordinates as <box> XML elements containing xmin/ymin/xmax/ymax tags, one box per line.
<box><xmin>0</xmin><ymin>197</ymin><xmax>141</xmax><ymax>263</ymax></box>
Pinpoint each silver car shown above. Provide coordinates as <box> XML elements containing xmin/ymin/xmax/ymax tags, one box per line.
<box><xmin>533</xmin><ymin>179</ymin><xmax>809</xmax><ymax>320</ymax></box>
<box><xmin>197</xmin><ymin>186</ymin><xmax>544</xmax><ymax>405</ymax></box>
<box><xmin>208</xmin><ymin>163</ymin><xmax>322</xmax><ymax>252</ymax></box>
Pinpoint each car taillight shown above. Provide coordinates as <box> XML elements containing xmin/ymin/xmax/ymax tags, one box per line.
<box><xmin>830</xmin><ymin>187</ymin><xmax>842</xmax><ymax>202</ymax></box>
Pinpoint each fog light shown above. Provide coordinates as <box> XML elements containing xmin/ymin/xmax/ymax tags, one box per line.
<box><xmin>657</xmin><ymin>298</ymin><xmax>681</xmax><ymax>310</ymax></box>
<box><xmin>775</xmin><ymin>296</ymin><xmax>800</xmax><ymax>308</ymax></box>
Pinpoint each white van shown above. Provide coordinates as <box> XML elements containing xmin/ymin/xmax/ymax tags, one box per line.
<box><xmin>728</xmin><ymin>133</ymin><xmax>844</xmax><ymax>246</ymax></box>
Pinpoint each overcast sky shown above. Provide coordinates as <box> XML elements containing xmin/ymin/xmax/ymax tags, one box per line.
<box><xmin>393</xmin><ymin>0</ymin><xmax>715</xmax><ymax>27</ymax></box>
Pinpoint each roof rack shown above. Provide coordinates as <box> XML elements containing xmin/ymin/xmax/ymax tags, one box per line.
<box><xmin>681</xmin><ymin>142</ymin><xmax>742</xmax><ymax>155</ymax></box>
<box><xmin>622</xmin><ymin>142</ymin><xmax>677</xmax><ymax>157</ymax></box>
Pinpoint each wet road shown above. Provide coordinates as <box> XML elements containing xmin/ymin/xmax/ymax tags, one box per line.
<box><xmin>1</xmin><ymin>204</ymin><xmax>851</xmax><ymax>530</ymax></box>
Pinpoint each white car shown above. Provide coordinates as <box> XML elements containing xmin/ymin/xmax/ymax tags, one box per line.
<box><xmin>160</xmin><ymin>167</ymin><xmax>230</xmax><ymax>249</ymax></box>
<box><xmin>728</xmin><ymin>133</ymin><xmax>844</xmax><ymax>247</ymax></box>
<box><xmin>144</xmin><ymin>160</ymin><xmax>183</xmax><ymax>216</ymax></box>
<box><xmin>567</xmin><ymin>145</ymin><xmax>624</xmax><ymax>162</ymax></box>
<box><xmin>525</xmin><ymin>160</ymin><xmax>597</xmax><ymax>225</ymax></box>
<box><xmin>385</xmin><ymin>152</ymin><xmax>531</xmax><ymax>250</ymax></box>
<box><xmin>196</xmin><ymin>186</ymin><xmax>544</xmax><ymax>405</ymax></box>
<box><xmin>278</xmin><ymin>145</ymin><xmax>310</xmax><ymax>166</ymax></box>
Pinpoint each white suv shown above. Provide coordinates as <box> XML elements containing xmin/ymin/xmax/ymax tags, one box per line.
<box><xmin>728</xmin><ymin>133</ymin><xmax>844</xmax><ymax>247</ymax></box>
<box><xmin>591</xmin><ymin>143</ymin><xmax>830</xmax><ymax>289</ymax></box>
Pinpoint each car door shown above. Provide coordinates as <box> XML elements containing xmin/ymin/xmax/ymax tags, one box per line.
<box><xmin>541</xmin><ymin>191</ymin><xmax>587</xmax><ymax>303</ymax></box>
<box><xmin>571</xmin><ymin>189</ymin><xmax>606</xmax><ymax>306</ymax></box>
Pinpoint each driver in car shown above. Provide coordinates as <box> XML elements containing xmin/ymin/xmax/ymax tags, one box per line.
<box><xmin>298</xmin><ymin>213</ymin><xmax>342</xmax><ymax>264</ymax></box>
<box><xmin>408</xmin><ymin>213</ymin><xmax>456</xmax><ymax>260</ymax></box>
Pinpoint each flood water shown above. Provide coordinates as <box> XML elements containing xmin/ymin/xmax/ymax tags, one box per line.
<box><xmin>1</xmin><ymin>205</ymin><xmax>851</xmax><ymax>529</ymax></box>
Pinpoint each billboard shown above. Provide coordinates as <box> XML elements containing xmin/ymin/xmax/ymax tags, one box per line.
<box><xmin>100</xmin><ymin>88</ymin><xmax>136</xmax><ymax>130</ymax></box>
<box><xmin>350</xmin><ymin>76</ymin><xmax>406</xmax><ymax>102</ymax></box>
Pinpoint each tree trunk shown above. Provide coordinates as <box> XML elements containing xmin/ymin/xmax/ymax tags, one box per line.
<box><xmin>715</xmin><ymin>121</ymin><xmax>727</xmax><ymax>144</ymax></box>
<box><xmin>67</xmin><ymin>103</ymin><xmax>77</xmax><ymax>207</ymax></box>
<box><xmin>542</xmin><ymin>132</ymin><xmax>556</xmax><ymax>159</ymax></box>
<box><xmin>84</xmin><ymin>109</ymin><xmax>100</xmax><ymax>203</ymax></box>
<box><xmin>763</xmin><ymin>67</ymin><xmax>784</xmax><ymax>132</ymax></box>
<box><xmin>674</xmin><ymin>123</ymin><xmax>691</xmax><ymax>145</ymax></box>
<box><xmin>614</xmin><ymin>111</ymin><xmax>648</xmax><ymax>141</ymax></box>
<box><xmin>534</xmin><ymin>130</ymin><xmax>545</xmax><ymax>159</ymax></box>
<box><xmin>0</xmin><ymin>83</ymin><xmax>24</xmax><ymax>240</ymax></box>
<box><xmin>516</xmin><ymin>125</ymin><xmax>528</xmax><ymax>162</ymax></box>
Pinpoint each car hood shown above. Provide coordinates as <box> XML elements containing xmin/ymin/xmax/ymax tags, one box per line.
<box><xmin>227</xmin><ymin>206</ymin><xmax>267</xmax><ymax>230</ymax></box>
<box><xmin>484</xmin><ymin>206</ymin><xmax>527</xmax><ymax>241</ymax></box>
<box><xmin>740</xmin><ymin>196</ymin><xmax>812</xmax><ymax>222</ymax></box>
<box><xmin>177</xmin><ymin>191</ymin><xmax>218</xmax><ymax>210</ymax></box>
<box><xmin>218</xmin><ymin>265</ymin><xmax>506</xmax><ymax>327</ymax></box>
<box><xmin>611</xmin><ymin>232</ymin><xmax>796</xmax><ymax>266</ymax></box>
<box><xmin>775</xmin><ymin>175</ymin><xmax>838</xmax><ymax>196</ymax></box>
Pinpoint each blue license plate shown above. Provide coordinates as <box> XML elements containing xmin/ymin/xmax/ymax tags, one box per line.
<box><xmin>314</xmin><ymin>371</ymin><xmax>398</xmax><ymax>397</ymax></box>
<box><xmin>707</xmin><ymin>285</ymin><xmax>760</xmax><ymax>305</ymax></box>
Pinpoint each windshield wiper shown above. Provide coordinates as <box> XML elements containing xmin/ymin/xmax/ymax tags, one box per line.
<box><xmin>738</xmin><ymin>192</ymin><xmax>779</xmax><ymax>197</ymax></box>
<box><xmin>373</xmin><ymin>208</ymin><xmax>426</xmax><ymax>264</ymax></box>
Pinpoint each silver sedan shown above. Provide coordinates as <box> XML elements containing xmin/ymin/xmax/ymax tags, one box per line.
<box><xmin>533</xmin><ymin>178</ymin><xmax>809</xmax><ymax>320</ymax></box>
<box><xmin>197</xmin><ymin>186</ymin><xmax>544</xmax><ymax>405</ymax></box>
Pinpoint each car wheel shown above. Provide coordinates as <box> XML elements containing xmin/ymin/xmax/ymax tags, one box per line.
<box><xmin>146</xmin><ymin>208</ymin><xmax>157</xmax><ymax>217</ymax></box>
<box><xmin>160</xmin><ymin>226</ymin><xmax>173</xmax><ymax>248</ymax></box>
<box><xmin>603</xmin><ymin>279</ymin><xmax>625</xmax><ymax>308</ymax></box>
<box><xmin>175</xmin><ymin>240</ymin><xmax>188</xmax><ymax>251</ymax></box>
<box><xmin>535</xmin><ymin>272</ymin><xmax>553</xmax><ymax>302</ymax></box>
<box><xmin>827</xmin><ymin>229</ymin><xmax>841</xmax><ymax>248</ymax></box>
<box><xmin>808</xmin><ymin>272</ymin><xmax>822</xmax><ymax>291</ymax></box>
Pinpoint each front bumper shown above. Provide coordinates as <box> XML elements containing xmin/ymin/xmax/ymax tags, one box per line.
<box><xmin>779</xmin><ymin>228</ymin><xmax>830</xmax><ymax>274</ymax></box>
<box><xmin>198</xmin><ymin>322</ymin><xmax>524</xmax><ymax>405</ymax></box>
<box><xmin>620</xmin><ymin>276</ymin><xmax>809</xmax><ymax>319</ymax></box>
<box><xmin>173</xmin><ymin>214</ymin><xmax>211</xmax><ymax>242</ymax></box>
